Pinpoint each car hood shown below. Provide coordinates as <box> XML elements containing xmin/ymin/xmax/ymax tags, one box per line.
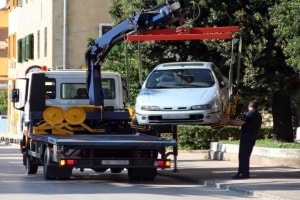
<box><xmin>136</xmin><ymin>87</ymin><xmax>217</xmax><ymax>108</ymax></box>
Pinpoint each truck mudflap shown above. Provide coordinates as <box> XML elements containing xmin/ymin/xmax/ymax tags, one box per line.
<box><xmin>29</xmin><ymin>132</ymin><xmax>176</xmax><ymax>149</ymax></box>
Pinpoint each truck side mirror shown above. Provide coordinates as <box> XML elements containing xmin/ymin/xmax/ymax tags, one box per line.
<box><xmin>10</xmin><ymin>89</ymin><xmax>20</xmax><ymax>103</ymax></box>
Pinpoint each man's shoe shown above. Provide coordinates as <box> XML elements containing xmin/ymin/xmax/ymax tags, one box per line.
<box><xmin>232</xmin><ymin>173</ymin><xmax>249</xmax><ymax>179</ymax></box>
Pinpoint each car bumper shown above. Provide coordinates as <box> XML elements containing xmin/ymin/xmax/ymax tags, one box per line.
<box><xmin>135</xmin><ymin>110</ymin><xmax>221</xmax><ymax>125</ymax></box>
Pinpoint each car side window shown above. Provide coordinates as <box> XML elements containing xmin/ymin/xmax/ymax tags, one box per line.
<box><xmin>212</xmin><ymin>64</ymin><xmax>226</xmax><ymax>86</ymax></box>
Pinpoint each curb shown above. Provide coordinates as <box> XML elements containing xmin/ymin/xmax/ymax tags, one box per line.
<box><xmin>0</xmin><ymin>136</ymin><xmax>21</xmax><ymax>145</ymax></box>
<box><xmin>204</xmin><ymin>180</ymin><xmax>292</xmax><ymax>200</ymax></box>
<box><xmin>209</xmin><ymin>142</ymin><xmax>300</xmax><ymax>168</ymax></box>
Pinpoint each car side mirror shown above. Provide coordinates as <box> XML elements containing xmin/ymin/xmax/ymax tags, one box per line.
<box><xmin>220</xmin><ymin>81</ymin><xmax>227</xmax><ymax>88</ymax></box>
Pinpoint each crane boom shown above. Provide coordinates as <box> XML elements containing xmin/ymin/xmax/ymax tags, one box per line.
<box><xmin>85</xmin><ymin>0</ymin><xmax>189</xmax><ymax>106</ymax></box>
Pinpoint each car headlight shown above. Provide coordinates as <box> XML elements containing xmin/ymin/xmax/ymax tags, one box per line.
<box><xmin>191</xmin><ymin>104</ymin><xmax>212</xmax><ymax>110</ymax></box>
<box><xmin>141</xmin><ymin>105</ymin><xmax>160</xmax><ymax>111</ymax></box>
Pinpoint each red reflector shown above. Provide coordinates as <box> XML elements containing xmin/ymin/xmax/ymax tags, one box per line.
<box><xmin>156</xmin><ymin>160</ymin><xmax>165</xmax><ymax>167</ymax></box>
<box><xmin>66</xmin><ymin>159</ymin><xmax>77</xmax><ymax>166</ymax></box>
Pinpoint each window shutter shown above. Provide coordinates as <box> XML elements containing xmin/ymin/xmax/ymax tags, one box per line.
<box><xmin>28</xmin><ymin>34</ymin><xmax>34</xmax><ymax>59</ymax></box>
<box><xmin>22</xmin><ymin>37</ymin><xmax>26</xmax><ymax>62</ymax></box>
<box><xmin>17</xmin><ymin>39</ymin><xmax>22</xmax><ymax>63</ymax></box>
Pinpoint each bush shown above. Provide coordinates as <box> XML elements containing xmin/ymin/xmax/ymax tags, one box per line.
<box><xmin>175</xmin><ymin>125</ymin><xmax>272</xmax><ymax>150</ymax></box>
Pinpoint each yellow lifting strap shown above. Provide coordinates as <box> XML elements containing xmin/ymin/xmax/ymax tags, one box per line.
<box><xmin>33</xmin><ymin>106</ymin><xmax>106</xmax><ymax>134</ymax></box>
<box><xmin>210</xmin><ymin>93</ymin><xmax>239</xmax><ymax>129</ymax></box>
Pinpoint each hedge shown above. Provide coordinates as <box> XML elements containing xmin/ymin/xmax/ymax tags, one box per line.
<box><xmin>163</xmin><ymin>125</ymin><xmax>273</xmax><ymax>150</ymax></box>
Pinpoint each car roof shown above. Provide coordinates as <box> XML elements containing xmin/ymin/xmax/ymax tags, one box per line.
<box><xmin>154</xmin><ymin>62</ymin><xmax>214</xmax><ymax>70</ymax></box>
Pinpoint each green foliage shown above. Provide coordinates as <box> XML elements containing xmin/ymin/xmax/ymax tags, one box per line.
<box><xmin>221</xmin><ymin>139</ymin><xmax>300</xmax><ymax>149</ymax></box>
<box><xmin>106</xmin><ymin>1</ymin><xmax>300</xmax><ymax>135</ymax></box>
<box><xmin>0</xmin><ymin>90</ymin><xmax>8</xmax><ymax>114</ymax></box>
<box><xmin>102</xmin><ymin>43</ymin><xmax>142</xmax><ymax>105</ymax></box>
<box><xmin>108</xmin><ymin>0</ymin><xmax>298</xmax><ymax>113</ymax></box>
<box><xmin>270</xmin><ymin>0</ymin><xmax>300</xmax><ymax>72</ymax></box>
<box><xmin>175</xmin><ymin>125</ymin><xmax>272</xmax><ymax>150</ymax></box>
<box><xmin>109</xmin><ymin>0</ymin><xmax>160</xmax><ymax>24</ymax></box>
<box><xmin>108</xmin><ymin>0</ymin><xmax>215</xmax><ymax>86</ymax></box>
<box><xmin>177</xmin><ymin>126</ymin><xmax>216</xmax><ymax>150</ymax></box>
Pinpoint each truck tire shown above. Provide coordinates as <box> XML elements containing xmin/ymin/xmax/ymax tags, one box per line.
<box><xmin>110</xmin><ymin>168</ymin><xmax>123</xmax><ymax>173</ymax></box>
<box><xmin>128</xmin><ymin>168</ymin><xmax>157</xmax><ymax>181</ymax></box>
<box><xmin>43</xmin><ymin>147</ymin><xmax>72</xmax><ymax>180</ymax></box>
<box><xmin>43</xmin><ymin>147</ymin><xmax>56</xmax><ymax>180</ymax></box>
<box><xmin>25</xmin><ymin>155</ymin><xmax>38</xmax><ymax>174</ymax></box>
<box><xmin>57</xmin><ymin>168</ymin><xmax>72</xmax><ymax>180</ymax></box>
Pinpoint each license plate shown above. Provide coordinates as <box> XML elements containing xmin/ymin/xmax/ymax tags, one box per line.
<box><xmin>101</xmin><ymin>160</ymin><xmax>129</xmax><ymax>165</ymax></box>
<box><xmin>162</xmin><ymin>114</ymin><xmax>189</xmax><ymax>119</ymax></box>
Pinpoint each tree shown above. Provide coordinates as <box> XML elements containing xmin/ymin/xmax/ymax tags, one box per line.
<box><xmin>183</xmin><ymin>0</ymin><xmax>296</xmax><ymax>141</ymax></box>
<box><xmin>108</xmin><ymin>0</ymin><xmax>298</xmax><ymax>141</ymax></box>
<box><xmin>269</xmin><ymin>0</ymin><xmax>300</xmax><ymax>141</ymax></box>
<box><xmin>102</xmin><ymin>43</ymin><xmax>141</xmax><ymax>105</ymax></box>
<box><xmin>270</xmin><ymin>0</ymin><xmax>300</xmax><ymax>73</ymax></box>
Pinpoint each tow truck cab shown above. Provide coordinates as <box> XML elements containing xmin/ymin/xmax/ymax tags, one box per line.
<box><xmin>12</xmin><ymin>70</ymin><xmax>126</xmax><ymax>131</ymax></box>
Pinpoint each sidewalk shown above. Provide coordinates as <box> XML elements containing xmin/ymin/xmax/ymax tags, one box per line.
<box><xmin>2</xmin><ymin>132</ymin><xmax>300</xmax><ymax>200</ymax></box>
<box><xmin>0</xmin><ymin>131</ymin><xmax>22</xmax><ymax>144</ymax></box>
<box><xmin>176</xmin><ymin>151</ymin><xmax>300</xmax><ymax>200</ymax></box>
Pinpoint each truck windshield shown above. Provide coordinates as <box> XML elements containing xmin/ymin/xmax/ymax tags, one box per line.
<box><xmin>60</xmin><ymin>79</ymin><xmax>115</xmax><ymax>99</ymax></box>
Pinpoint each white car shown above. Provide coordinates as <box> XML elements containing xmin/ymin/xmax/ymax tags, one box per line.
<box><xmin>135</xmin><ymin>62</ymin><xmax>229</xmax><ymax>125</ymax></box>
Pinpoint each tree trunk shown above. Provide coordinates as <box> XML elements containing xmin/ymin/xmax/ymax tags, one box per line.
<box><xmin>272</xmin><ymin>92</ymin><xmax>293</xmax><ymax>142</ymax></box>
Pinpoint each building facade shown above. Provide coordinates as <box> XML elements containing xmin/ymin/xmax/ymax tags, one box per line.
<box><xmin>7</xmin><ymin>0</ymin><xmax>112</xmax><ymax>134</ymax></box>
<box><xmin>0</xmin><ymin>5</ymin><xmax>8</xmax><ymax>84</ymax></box>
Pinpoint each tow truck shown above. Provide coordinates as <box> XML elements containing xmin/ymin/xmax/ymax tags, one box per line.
<box><xmin>10</xmin><ymin>1</ymin><xmax>192</xmax><ymax>181</ymax></box>
<box><xmin>11</xmin><ymin>0</ymin><xmax>240</xmax><ymax>181</ymax></box>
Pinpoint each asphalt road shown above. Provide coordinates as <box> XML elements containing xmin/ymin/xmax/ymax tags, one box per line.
<box><xmin>0</xmin><ymin>144</ymin><xmax>268</xmax><ymax>200</ymax></box>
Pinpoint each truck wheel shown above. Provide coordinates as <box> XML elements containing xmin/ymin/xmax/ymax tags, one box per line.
<box><xmin>56</xmin><ymin>168</ymin><xmax>72</xmax><ymax>180</ymax></box>
<box><xmin>26</xmin><ymin>155</ymin><xmax>38</xmax><ymax>174</ymax></box>
<box><xmin>43</xmin><ymin>147</ymin><xmax>56</xmax><ymax>180</ymax></box>
<box><xmin>128</xmin><ymin>168</ymin><xmax>156</xmax><ymax>181</ymax></box>
<box><xmin>128</xmin><ymin>169</ymin><xmax>139</xmax><ymax>181</ymax></box>
<box><xmin>43</xmin><ymin>147</ymin><xmax>72</xmax><ymax>180</ymax></box>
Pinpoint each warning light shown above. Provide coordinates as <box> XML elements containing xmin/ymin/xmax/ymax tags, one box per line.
<box><xmin>41</xmin><ymin>65</ymin><xmax>48</xmax><ymax>71</ymax></box>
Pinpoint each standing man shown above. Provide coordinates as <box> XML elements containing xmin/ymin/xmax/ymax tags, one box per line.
<box><xmin>222</xmin><ymin>100</ymin><xmax>262</xmax><ymax>179</ymax></box>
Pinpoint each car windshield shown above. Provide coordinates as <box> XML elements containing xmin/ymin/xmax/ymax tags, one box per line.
<box><xmin>146</xmin><ymin>69</ymin><xmax>215</xmax><ymax>89</ymax></box>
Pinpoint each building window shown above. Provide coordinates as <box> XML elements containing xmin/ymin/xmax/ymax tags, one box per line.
<box><xmin>0</xmin><ymin>28</ymin><xmax>8</xmax><ymax>58</ymax></box>
<box><xmin>44</xmin><ymin>27</ymin><xmax>47</xmax><ymax>57</ymax></box>
<box><xmin>22</xmin><ymin>37</ymin><xmax>26</xmax><ymax>61</ymax></box>
<box><xmin>99</xmin><ymin>23</ymin><xmax>112</xmax><ymax>36</ymax></box>
<box><xmin>8</xmin><ymin>0</ymin><xmax>18</xmax><ymax>11</ymax></box>
<box><xmin>17</xmin><ymin>0</ymin><xmax>22</xmax><ymax>7</ymax></box>
<box><xmin>17</xmin><ymin>39</ymin><xmax>22</xmax><ymax>62</ymax></box>
<box><xmin>26</xmin><ymin>34</ymin><xmax>34</xmax><ymax>60</ymax></box>
<box><xmin>8</xmin><ymin>33</ymin><xmax>16</xmax><ymax>58</ymax></box>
